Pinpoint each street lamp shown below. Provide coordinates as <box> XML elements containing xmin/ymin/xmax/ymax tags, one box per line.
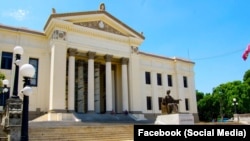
<box><xmin>2</xmin><ymin>79</ymin><xmax>9</xmax><ymax>108</ymax></box>
<box><xmin>13</xmin><ymin>46</ymin><xmax>23</xmax><ymax>98</ymax></box>
<box><xmin>20</xmin><ymin>64</ymin><xmax>35</xmax><ymax>141</ymax></box>
<box><xmin>1</xmin><ymin>46</ymin><xmax>24</xmax><ymax>141</ymax></box>
<box><xmin>232</xmin><ymin>98</ymin><xmax>238</xmax><ymax>114</ymax></box>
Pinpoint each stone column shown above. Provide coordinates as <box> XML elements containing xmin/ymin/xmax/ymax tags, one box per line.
<box><xmin>121</xmin><ymin>57</ymin><xmax>129</xmax><ymax>112</ymax></box>
<box><xmin>68</xmin><ymin>48</ymin><xmax>77</xmax><ymax>112</ymax></box>
<box><xmin>105</xmin><ymin>54</ymin><xmax>113</xmax><ymax>112</ymax></box>
<box><xmin>87</xmin><ymin>51</ymin><xmax>96</xmax><ymax>112</ymax></box>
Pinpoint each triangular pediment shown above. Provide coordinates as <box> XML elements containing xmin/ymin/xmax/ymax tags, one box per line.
<box><xmin>74</xmin><ymin>20</ymin><xmax>126</xmax><ymax>36</ymax></box>
<box><xmin>44</xmin><ymin>10</ymin><xmax>144</xmax><ymax>40</ymax></box>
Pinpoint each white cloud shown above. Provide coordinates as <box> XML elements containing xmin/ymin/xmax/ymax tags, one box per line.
<box><xmin>3</xmin><ymin>9</ymin><xmax>29</xmax><ymax>21</ymax></box>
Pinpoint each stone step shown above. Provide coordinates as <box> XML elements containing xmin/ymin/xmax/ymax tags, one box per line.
<box><xmin>0</xmin><ymin>111</ymin><xmax>153</xmax><ymax>141</ymax></box>
<box><xmin>29</xmin><ymin>123</ymin><xmax>134</xmax><ymax>141</ymax></box>
<box><xmin>0</xmin><ymin>123</ymin><xmax>134</xmax><ymax>141</ymax></box>
<box><xmin>0</xmin><ymin>126</ymin><xmax>7</xmax><ymax>141</ymax></box>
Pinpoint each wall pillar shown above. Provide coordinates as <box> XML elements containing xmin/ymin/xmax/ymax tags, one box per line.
<box><xmin>49</xmin><ymin>43</ymin><xmax>67</xmax><ymax>113</ymax></box>
<box><xmin>121</xmin><ymin>57</ymin><xmax>129</xmax><ymax>112</ymax></box>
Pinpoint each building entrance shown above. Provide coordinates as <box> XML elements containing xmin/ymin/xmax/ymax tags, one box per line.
<box><xmin>94</xmin><ymin>63</ymin><xmax>106</xmax><ymax>113</ymax></box>
<box><xmin>75</xmin><ymin>60</ymin><xmax>88</xmax><ymax>113</ymax></box>
<box><xmin>75</xmin><ymin>60</ymin><xmax>107</xmax><ymax>113</ymax></box>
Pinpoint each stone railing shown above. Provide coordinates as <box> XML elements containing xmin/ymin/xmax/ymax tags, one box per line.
<box><xmin>234</xmin><ymin>113</ymin><xmax>250</xmax><ymax>124</ymax></box>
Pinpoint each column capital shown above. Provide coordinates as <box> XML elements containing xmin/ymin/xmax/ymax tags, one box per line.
<box><xmin>88</xmin><ymin>51</ymin><xmax>96</xmax><ymax>59</ymax></box>
<box><xmin>121</xmin><ymin>57</ymin><xmax>129</xmax><ymax>65</ymax></box>
<box><xmin>105</xmin><ymin>54</ymin><xmax>113</xmax><ymax>62</ymax></box>
<box><xmin>68</xmin><ymin>48</ymin><xmax>77</xmax><ymax>56</ymax></box>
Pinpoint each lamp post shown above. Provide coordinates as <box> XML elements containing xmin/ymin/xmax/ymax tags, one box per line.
<box><xmin>20</xmin><ymin>64</ymin><xmax>35</xmax><ymax>141</ymax></box>
<box><xmin>2</xmin><ymin>79</ymin><xmax>9</xmax><ymax>108</ymax></box>
<box><xmin>232</xmin><ymin>98</ymin><xmax>238</xmax><ymax>114</ymax></box>
<box><xmin>13</xmin><ymin>46</ymin><xmax>23</xmax><ymax>98</ymax></box>
<box><xmin>2</xmin><ymin>46</ymin><xmax>24</xmax><ymax>141</ymax></box>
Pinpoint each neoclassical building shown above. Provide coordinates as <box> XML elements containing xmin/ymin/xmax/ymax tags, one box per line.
<box><xmin>0</xmin><ymin>4</ymin><xmax>198</xmax><ymax>122</ymax></box>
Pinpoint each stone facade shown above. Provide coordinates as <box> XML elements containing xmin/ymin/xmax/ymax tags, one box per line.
<box><xmin>0</xmin><ymin>4</ymin><xmax>198</xmax><ymax>122</ymax></box>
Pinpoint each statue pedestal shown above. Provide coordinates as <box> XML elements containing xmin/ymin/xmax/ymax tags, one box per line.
<box><xmin>154</xmin><ymin>113</ymin><xmax>194</xmax><ymax>125</ymax></box>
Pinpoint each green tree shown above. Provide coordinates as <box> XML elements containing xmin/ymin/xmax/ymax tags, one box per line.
<box><xmin>243</xmin><ymin>69</ymin><xmax>250</xmax><ymax>85</ymax></box>
<box><xmin>197</xmin><ymin>80</ymin><xmax>250</xmax><ymax>122</ymax></box>
<box><xmin>197</xmin><ymin>69</ymin><xmax>250</xmax><ymax>122</ymax></box>
<box><xmin>197</xmin><ymin>93</ymin><xmax>214</xmax><ymax>121</ymax></box>
<box><xmin>0</xmin><ymin>71</ymin><xmax>6</xmax><ymax>87</ymax></box>
<box><xmin>196</xmin><ymin>90</ymin><xmax>204</xmax><ymax>102</ymax></box>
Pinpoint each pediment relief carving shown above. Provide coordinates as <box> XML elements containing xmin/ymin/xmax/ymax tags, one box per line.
<box><xmin>74</xmin><ymin>21</ymin><xmax>132</xmax><ymax>37</ymax></box>
<box><xmin>131</xmin><ymin>46</ymin><xmax>139</xmax><ymax>54</ymax></box>
<box><xmin>51</xmin><ymin>30</ymin><xmax>66</xmax><ymax>40</ymax></box>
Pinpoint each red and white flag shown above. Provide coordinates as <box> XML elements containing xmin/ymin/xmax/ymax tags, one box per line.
<box><xmin>242</xmin><ymin>44</ymin><xmax>250</xmax><ymax>61</ymax></box>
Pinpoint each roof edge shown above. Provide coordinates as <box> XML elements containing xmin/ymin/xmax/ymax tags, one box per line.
<box><xmin>43</xmin><ymin>10</ymin><xmax>145</xmax><ymax>40</ymax></box>
<box><xmin>0</xmin><ymin>24</ymin><xmax>44</xmax><ymax>35</ymax></box>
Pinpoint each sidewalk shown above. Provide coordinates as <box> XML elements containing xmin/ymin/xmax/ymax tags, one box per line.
<box><xmin>196</xmin><ymin>121</ymin><xmax>247</xmax><ymax>125</ymax></box>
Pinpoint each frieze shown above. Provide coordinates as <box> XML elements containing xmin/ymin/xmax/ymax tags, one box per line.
<box><xmin>49</xmin><ymin>21</ymin><xmax>143</xmax><ymax>46</ymax></box>
<box><xmin>74</xmin><ymin>21</ymin><xmax>127</xmax><ymax>36</ymax></box>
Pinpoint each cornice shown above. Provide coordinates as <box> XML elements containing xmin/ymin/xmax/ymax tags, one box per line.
<box><xmin>0</xmin><ymin>24</ymin><xmax>44</xmax><ymax>36</ymax></box>
<box><xmin>43</xmin><ymin>10</ymin><xmax>145</xmax><ymax>40</ymax></box>
<box><xmin>139</xmin><ymin>52</ymin><xmax>195</xmax><ymax>64</ymax></box>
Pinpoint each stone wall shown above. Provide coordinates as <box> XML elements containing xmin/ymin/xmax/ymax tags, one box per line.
<box><xmin>234</xmin><ymin>113</ymin><xmax>250</xmax><ymax>124</ymax></box>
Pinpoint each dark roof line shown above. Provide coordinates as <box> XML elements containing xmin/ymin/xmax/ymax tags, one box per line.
<box><xmin>0</xmin><ymin>24</ymin><xmax>44</xmax><ymax>36</ymax></box>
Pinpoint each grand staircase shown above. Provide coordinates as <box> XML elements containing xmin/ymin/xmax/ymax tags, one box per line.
<box><xmin>0</xmin><ymin>113</ymin><xmax>154</xmax><ymax>141</ymax></box>
<box><xmin>0</xmin><ymin>129</ymin><xmax>7</xmax><ymax>141</ymax></box>
<box><xmin>29</xmin><ymin>122</ymin><xmax>134</xmax><ymax>141</ymax></box>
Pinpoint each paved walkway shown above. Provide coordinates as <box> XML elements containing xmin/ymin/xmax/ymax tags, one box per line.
<box><xmin>29</xmin><ymin>114</ymin><xmax>152</xmax><ymax>128</ymax></box>
<box><xmin>196</xmin><ymin>121</ymin><xmax>248</xmax><ymax>125</ymax></box>
<box><xmin>29</xmin><ymin>113</ymin><xmax>249</xmax><ymax>127</ymax></box>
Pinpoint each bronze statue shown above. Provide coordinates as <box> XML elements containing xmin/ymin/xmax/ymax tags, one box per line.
<box><xmin>161</xmin><ymin>90</ymin><xmax>181</xmax><ymax>114</ymax></box>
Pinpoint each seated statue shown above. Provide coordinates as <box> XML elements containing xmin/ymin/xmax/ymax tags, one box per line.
<box><xmin>161</xmin><ymin>90</ymin><xmax>181</xmax><ymax>114</ymax></box>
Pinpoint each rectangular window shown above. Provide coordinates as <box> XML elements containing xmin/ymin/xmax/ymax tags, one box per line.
<box><xmin>146</xmin><ymin>96</ymin><xmax>152</xmax><ymax>110</ymax></box>
<box><xmin>185</xmin><ymin>98</ymin><xmax>189</xmax><ymax>111</ymax></box>
<box><xmin>145</xmin><ymin>72</ymin><xmax>151</xmax><ymax>84</ymax></box>
<box><xmin>158</xmin><ymin>97</ymin><xmax>163</xmax><ymax>110</ymax></box>
<box><xmin>183</xmin><ymin>76</ymin><xmax>188</xmax><ymax>88</ymax></box>
<box><xmin>157</xmin><ymin>73</ymin><xmax>162</xmax><ymax>85</ymax></box>
<box><xmin>1</xmin><ymin>52</ymin><xmax>13</xmax><ymax>69</ymax></box>
<box><xmin>29</xmin><ymin>58</ymin><xmax>39</xmax><ymax>86</ymax></box>
<box><xmin>167</xmin><ymin>74</ymin><xmax>173</xmax><ymax>87</ymax></box>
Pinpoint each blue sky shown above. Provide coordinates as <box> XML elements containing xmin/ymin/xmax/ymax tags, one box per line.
<box><xmin>1</xmin><ymin>0</ymin><xmax>250</xmax><ymax>94</ymax></box>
